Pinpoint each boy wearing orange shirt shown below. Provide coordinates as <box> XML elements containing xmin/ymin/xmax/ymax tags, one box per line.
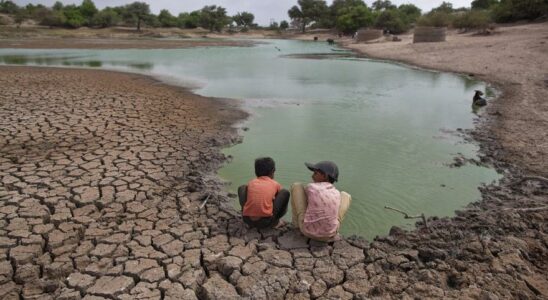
<box><xmin>238</xmin><ymin>157</ymin><xmax>289</xmax><ymax>229</ymax></box>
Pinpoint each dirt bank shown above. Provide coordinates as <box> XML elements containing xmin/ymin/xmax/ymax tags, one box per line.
<box><xmin>0</xmin><ymin>26</ymin><xmax>260</xmax><ymax>49</ymax></box>
<box><xmin>0</xmin><ymin>37</ymin><xmax>254</xmax><ymax>49</ymax></box>
<box><xmin>0</xmin><ymin>23</ymin><xmax>547</xmax><ymax>299</ymax></box>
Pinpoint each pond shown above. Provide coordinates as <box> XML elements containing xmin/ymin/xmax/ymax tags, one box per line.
<box><xmin>0</xmin><ymin>39</ymin><xmax>500</xmax><ymax>239</ymax></box>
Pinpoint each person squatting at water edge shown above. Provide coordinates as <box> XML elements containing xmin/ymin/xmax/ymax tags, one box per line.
<box><xmin>291</xmin><ymin>161</ymin><xmax>352</xmax><ymax>241</ymax></box>
<box><xmin>238</xmin><ymin>157</ymin><xmax>290</xmax><ymax>229</ymax></box>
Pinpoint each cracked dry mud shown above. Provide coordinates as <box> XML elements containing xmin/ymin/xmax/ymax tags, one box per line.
<box><xmin>0</xmin><ymin>66</ymin><xmax>546</xmax><ymax>300</ymax></box>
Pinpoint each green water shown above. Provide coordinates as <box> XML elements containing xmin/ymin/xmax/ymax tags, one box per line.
<box><xmin>0</xmin><ymin>39</ymin><xmax>499</xmax><ymax>239</ymax></box>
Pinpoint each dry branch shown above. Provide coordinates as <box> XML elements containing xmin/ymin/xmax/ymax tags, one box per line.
<box><xmin>384</xmin><ymin>206</ymin><xmax>430</xmax><ymax>231</ymax></box>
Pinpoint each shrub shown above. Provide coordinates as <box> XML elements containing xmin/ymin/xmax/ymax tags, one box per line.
<box><xmin>63</xmin><ymin>5</ymin><xmax>85</xmax><ymax>28</ymax></box>
<box><xmin>40</xmin><ymin>10</ymin><xmax>66</xmax><ymax>27</ymax></box>
<box><xmin>0</xmin><ymin>1</ymin><xmax>19</xmax><ymax>14</ymax></box>
<box><xmin>453</xmin><ymin>10</ymin><xmax>491</xmax><ymax>32</ymax></box>
<box><xmin>158</xmin><ymin>9</ymin><xmax>177</xmax><ymax>27</ymax></box>
<box><xmin>417</xmin><ymin>11</ymin><xmax>452</xmax><ymax>27</ymax></box>
<box><xmin>0</xmin><ymin>15</ymin><xmax>9</xmax><ymax>25</ymax></box>
<box><xmin>374</xmin><ymin>9</ymin><xmax>407</xmax><ymax>34</ymax></box>
<box><xmin>336</xmin><ymin>5</ymin><xmax>374</xmax><ymax>34</ymax></box>
<box><xmin>91</xmin><ymin>9</ymin><xmax>120</xmax><ymax>28</ymax></box>
<box><xmin>491</xmin><ymin>0</ymin><xmax>548</xmax><ymax>23</ymax></box>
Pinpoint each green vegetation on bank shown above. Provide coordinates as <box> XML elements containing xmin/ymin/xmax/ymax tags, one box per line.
<box><xmin>0</xmin><ymin>0</ymin><xmax>546</xmax><ymax>34</ymax></box>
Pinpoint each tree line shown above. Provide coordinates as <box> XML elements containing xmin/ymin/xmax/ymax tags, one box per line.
<box><xmin>0</xmin><ymin>0</ymin><xmax>546</xmax><ymax>34</ymax></box>
<box><xmin>0</xmin><ymin>0</ymin><xmax>268</xmax><ymax>32</ymax></box>
<box><xmin>288</xmin><ymin>0</ymin><xmax>547</xmax><ymax>34</ymax></box>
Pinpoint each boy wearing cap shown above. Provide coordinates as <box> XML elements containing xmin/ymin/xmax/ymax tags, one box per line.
<box><xmin>291</xmin><ymin>161</ymin><xmax>351</xmax><ymax>241</ymax></box>
<box><xmin>238</xmin><ymin>157</ymin><xmax>290</xmax><ymax>229</ymax></box>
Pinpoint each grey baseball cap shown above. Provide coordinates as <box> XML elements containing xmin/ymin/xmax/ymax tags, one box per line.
<box><xmin>305</xmin><ymin>161</ymin><xmax>339</xmax><ymax>182</ymax></box>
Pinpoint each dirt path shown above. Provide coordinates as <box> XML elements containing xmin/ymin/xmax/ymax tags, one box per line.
<box><xmin>0</xmin><ymin>23</ymin><xmax>547</xmax><ymax>299</ymax></box>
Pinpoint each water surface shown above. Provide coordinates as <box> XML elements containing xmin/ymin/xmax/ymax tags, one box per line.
<box><xmin>0</xmin><ymin>39</ymin><xmax>499</xmax><ymax>239</ymax></box>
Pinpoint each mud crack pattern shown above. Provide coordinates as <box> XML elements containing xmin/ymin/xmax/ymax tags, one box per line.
<box><xmin>0</xmin><ymin>66</ymin><xmax>546</xmax><ymax>300</ymax></box>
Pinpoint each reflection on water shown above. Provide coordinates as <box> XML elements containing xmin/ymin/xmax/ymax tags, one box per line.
<box><xmin>0</xmin><ymin>41</ymin><xmax>499</xmax><ymax>239</ymax></box>
<box><xmin>0</xmin><ymin>54</ymin><xmax>152</xmax><ymax>70</ymax></box>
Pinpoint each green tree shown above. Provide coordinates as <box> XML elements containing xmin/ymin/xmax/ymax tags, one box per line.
<box><xmin>471</xmin><ymin>0</ymin><xmax>498</xmax><ymax>9</ymax></box>
<box><xmin>91</xmin><ymin>8</ymin><xmax>120</xmax><ymax>28</ymax></box>
<box><xmin>79</xmin><ymin>0</ymin><xmax>97</xmax><ymax>23</ymax></box>
<box><xmin>29</xmin><ymin>6</ymin><xmax>51</xmax><ymax>22</ymax></box>
<box><xmin>63</xmin><ymin>5</ymin><xmax>86</xmax><ymax>28</ymax></box>
<box><xmin>233</xmin><ymin>11</ymin><xmax>254</xmax><ymax>28</ymax></box>
<box><xmin>125</xmin><ymin>2</ymin><xmax>150</xmax><ymax>31</ymax></box>
<box><xmin>158</xmin><ymin>9</ymin><xmax>177</xmax><ymax>27</ymax></box>
<box><xmin>430</xmin><ymin>1</ymin><xmax>454</xmax><ymax>14</ymax></box>
<box><xmin>144</xmin><ymin>14</ymin><xmax>160</xmax><ymax>28</ymax></box>
<box><xmin>374</xmin><ymin>9</ymin><xmax>407</xmax><ymax>33</ymax></box>
<box><xmin>335</xmin><ymin>5</ymin><xmax>373</xmax><ymax>34</ymax></box>
<box><xmin>372</xmin><ymin>0</ymin><xmax>396</xmax><ymax>11</ymax></box>
<box><xmin>417</xmin><ymin>11</ymin><xmax>452</xmax><ymax>27</ymax></box>
<box><xmin>0</xmin><ymin>0</ymin><xmax>19</xmax><ymax>14</ymax></box>
<box><xmin>398</xmin><ymin>3</ymin><xmax>421</xmax><ymax>24</ymax></box>
<box><xmin>25</xmin><ymin>4</ymin><xmax>47</xmax><ymax>18</ymax></box>
<box><xmin>324</xmin><ymin>0</ymin><xmax>366</xmax><ymax>28</ymax></box>
<box><xmin>453</xmin><ymin>9</ymin><xmax>491</xmax><ymax>32</ymax></box>
<box><xmin>178</xmin><ymin>11</ymin><xmax>201</xmax><ymax>28</ymax></box>
<box><xmin>199</xmin><ymin>5</ymin><xmax>229</xmax><ymax>32</ymax></box>
<box><xmin>331</xmin><ymin>0</ymin><xmax>366</xmax><ymax>15</ymax></box>
<box><xmin>53</xmin><ymin>1</ymin><xmax>64</xmax><ymax>11</ymax></box>
<box><xmin>280</xmin><ymin>20</ymin><xmax>289</xmax><ymax>30</ymax></box>
<box><xmin>40</xmin><ymin>9</ymin><xmax>66</xmax><ymax>27</ymax></box>
<box><xmin>288</xmin><ymin>0</ymin><xmax>328</xmax><ymax>33</ymax></box>
<box><xmin>511</xmin><ymin>0</ymin><xmax>548</xmax><ymax>20</ymax></box>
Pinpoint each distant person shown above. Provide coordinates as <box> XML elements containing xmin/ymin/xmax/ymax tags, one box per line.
<box><xmin>239</xmin><ymin>157</ymin><xmax>289</xmax><ymax>229</ymax></box>
<box><xmin>291</xmin><ymin>161</ymin><xmax>351</xmax><ymax>241</ymax></box>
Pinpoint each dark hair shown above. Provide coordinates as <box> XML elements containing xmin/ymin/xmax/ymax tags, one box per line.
<box><xmin>255</xmin><ymin>157</ymin><xmax>275</xmax><ymax>177</ymax></box>
<box><xmin>315</xmin><ymin>169</ymin><xmax>336</xmax><ymax>184</ymax></box>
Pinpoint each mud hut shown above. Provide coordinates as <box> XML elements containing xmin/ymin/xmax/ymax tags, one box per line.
<box><xmin>413</xmin><ymin>27</ymin><xmax>447</xmax><ymax>43</ymax></box>
<box><xmin>355</xmin><ymin>29</ymin><xmax>383</xmax><ymax>43</ymax></box>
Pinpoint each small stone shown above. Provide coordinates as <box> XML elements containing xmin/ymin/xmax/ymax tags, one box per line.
<box><xmin>14</xmin><ymin>264</ymin><xmax>40</xmax><ymax>284</ymax></box>
<box><xmin>141</xmin><ymin>267</ymin><xmax>165</xmax><ymax>282</ymax></box>
<box><xmin>258</xmin><ymin>249</ymin><xmax>293</xmax><ymax>268</ymax></box>
<box><xmin>278</xmin><ymin>231</ymin><xmax>309</xmax><ymax>250</ymax></box>
<box><xmin>310</xmin><ymin>279</ymin><xmax>327</xmax><ymax>298</ymax></box>
<box><xmin>87</xmin><ymin>276</ymin><xmax>134</xmax><ymax>297</ymax></box>
<box><xmin>228</xmin><ymin>245</ymin><xmax>255</xmax><ymax>260</ymax></box>
<box><xmin>217</xmin><ymin>256</ymin><xmax>243</xmax><ymax>277</ymax></box>
<box><xmin>124</xmin><ymin>259</ymin><xmax>159</xmax><ymax>276</ymax></box>
<box><xmin>201</xmin><ymin>273</ymin><xmax>239</xmax><ymax>300</ymax></box>
<box><xmin>67</xmin><ymin>272</ymin><xmax>96</xmax><ymax>291</ymax></box>
<box><xmin>90</xmin><ymin>244</ymin><xmax>116</xmax><ymax>258</ymax></box>
<box><xmin>313</xmin><ymin>267</ymin><xmax>344</xmax><ymax>287</ymax></box>
<box><xmin>57</xmin><ymin>288</ymin><xmax>82</xmax><ymax>300</ymax></box>
<box><xmin>160</xmin><ymin>240</ymin><xmax>184</xmax><ymax>257</ymax></box>
<box><xmin>10</xmin><ymin>244</ymin><xmax>42</xmax><ymax>265</ymax></box>
<box><xmin>74</xmin><ymin>186</ymin><xmax>100</xmax><ymax>204</ymax></box>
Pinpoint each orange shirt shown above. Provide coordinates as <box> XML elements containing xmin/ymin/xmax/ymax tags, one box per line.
<box><xmin>242</xmin><ymin>176</ymin><xmax>281</xmax><ymax>217</ymax></box>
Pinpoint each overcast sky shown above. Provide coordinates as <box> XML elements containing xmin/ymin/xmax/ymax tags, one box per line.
<box><xmin>14</xmin><ymin>0</ymin><xmax>473</xmax><ymax>25</ymax></box>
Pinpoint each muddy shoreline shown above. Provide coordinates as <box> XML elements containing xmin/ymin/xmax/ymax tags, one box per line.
<box><xmin>1</xmin><ymin>26</ymin><xmax>547</xmax><ymax>299</ymax></box>
<box><xmin>0</xmin><ymin>38</ymin><xmax>256</xmax><ymax>49</ymax></box>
